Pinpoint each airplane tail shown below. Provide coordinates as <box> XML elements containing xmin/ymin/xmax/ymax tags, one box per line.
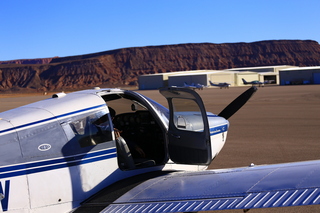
<box><xmin>242</xmin><ymin>78</ymin><xmax>248</xmax><ymax>84</ymax></box>
<box><xmin>209</xmin><ymin>81</ymin><xmax>216</xmax><ymax>86</ymax></box>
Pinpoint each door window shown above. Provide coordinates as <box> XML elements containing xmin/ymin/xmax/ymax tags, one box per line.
<box><xmin>172</xmin><ymin>98</ymin><xmax>204</xmax><ymax>132</ymax></box>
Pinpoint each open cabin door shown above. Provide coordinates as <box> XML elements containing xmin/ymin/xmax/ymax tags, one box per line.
<box><xmin>159</xmin><ymin>87</ymin><xmax>212</xmax><ymax>165</ymax></box>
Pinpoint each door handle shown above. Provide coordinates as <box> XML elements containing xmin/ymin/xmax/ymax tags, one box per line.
<box><xmin>170</xmin><ymin>133</ymin><xmax>181</xmax><ymax>139</ymax></box>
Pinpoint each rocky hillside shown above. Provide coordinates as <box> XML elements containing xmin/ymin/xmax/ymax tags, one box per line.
<box><xmin>0</xmin><ymin>57</ymin><xmax>58</xmax><ymax>65</ymax></box>
<box><xmin>1</xmin><ymin>40</ymin><xmax>320</xmax><ymax>92</ymax></box>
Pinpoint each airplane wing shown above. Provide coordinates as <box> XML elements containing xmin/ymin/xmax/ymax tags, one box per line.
<box><xmin>99</xmin><ymin>160</ymin><xmax>320</xmax><ymax>212</ymax></box>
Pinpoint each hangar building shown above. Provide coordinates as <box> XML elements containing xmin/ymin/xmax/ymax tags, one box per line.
<box><xmin>227</xmin><ymin>65</ymin><xmax>297</xmax><ymax>84</ymax></box>
<box><xmin>279</xmin><ymin>66</ymin><xmax>320</xmax><ymax>85</ymax></box>
<box><xmin>138</xmin><ymin>73</ymin><xmax>171</xmax><ymax>90</ymax></box>
<box><xmin>138</xmin><ymin>69</ymin><xmax>265</xmax><ymax>90</ymax></box>
<box><xmin>138</xmin><ymin>70</ymin><xmax>205</xmax><ymax>89</ymax></box>
<box><xmin>138</xmin><ymin>65</ymin><xmax>319</xmax><ymax>90</ymax></box>
<box><xmin>138</xmin><ymin>70</ymin><xmax>261</xmax><ymax>89</ymax></box>
<box><xmin>168</xmin><ymin>71</ymin><xmax>221</xmax><ymax>87</ymax></box>
<box><xmin>167</xmin><ymin>71</ymin><xmax>264</xmax><ymax>87</ymax></box>
<box><xmin>138</xmin><ymin>70</ymin><xmax>220</xmax><ymax>90</ymax></box>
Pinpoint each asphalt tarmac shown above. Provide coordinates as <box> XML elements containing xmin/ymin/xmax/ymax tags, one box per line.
<box><xmin>1</xmin><ymin>84</ymin><xmax>319</xmax><ymax>212</ymax></box>
<box><xmin>140</xmin><ymin>85</ymin><xmax>320</xmax><ymax>213</ymax></box>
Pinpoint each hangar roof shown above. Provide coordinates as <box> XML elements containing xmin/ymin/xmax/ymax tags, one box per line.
<box><xmin>170</xmin><ymin>71</ymin><xmax>223</xmax><ymax>76</ymax></box>
<box><xmin>258</xmin><ymin>72</ymin><xmax>279</xmax><ymax>76</ymax></box>
<box><xmin>227</xmin><ymin>65</ymin><xmax>295</xmax><ymax>71</ymax></box>
<box><xmin>280</xmin><ymin>66</ymin><xmax>320</xmax><ymax>71</ymax></box>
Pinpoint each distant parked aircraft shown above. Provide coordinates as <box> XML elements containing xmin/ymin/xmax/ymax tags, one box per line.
<box><xmin>209</xmin><ymin>81</ymin><xmax>231</xmax><ymax>89</ymax></box>
<box><xmin>242</xmin><ymin>78</ymin><xmax>266</xmax><ymax>87</ymax></box>
<box><xmin>183</xmin><ymin>82</ymin><xmax>206</xmax><ymax>90</ymax></box>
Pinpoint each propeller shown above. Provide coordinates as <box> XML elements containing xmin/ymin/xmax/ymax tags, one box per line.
<box><xmin>218</xmin><ymin>86</ymin><xmax>257</xmax><ymax>120</ymax></box>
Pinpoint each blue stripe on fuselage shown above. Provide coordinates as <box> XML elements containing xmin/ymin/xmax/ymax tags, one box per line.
<box><xmin>0</xmin><ymin>148</ymin><xmax>116</xmax><ymax>179</ymax></box>
<box><xmin>0</xmin><ymin>180</ymin><xmax>10</xmax><ymax>211</ymax></box>
<box><xmin>209</xmin><ymin>124</ymin><xmax>228</xmax><ymax>136</ymax></box>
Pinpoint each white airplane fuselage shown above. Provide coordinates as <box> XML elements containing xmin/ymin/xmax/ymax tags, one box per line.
<box><xmin>0</xmin><ymin>88</ymin><xmax>228</xmax><ymax>212</ymax></box>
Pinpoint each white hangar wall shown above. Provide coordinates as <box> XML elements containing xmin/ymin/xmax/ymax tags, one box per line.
<box><xmin>139</xmin><ymin>70</ymin><xmax>261</xmax><ymax>89</ymax></box>
<box><xmin>279</xmin><ymin>66</ymin><xmax>320</xmax><ymax>85</ymax></box>
<box><xmin>170</xmin><ymin>70</ymin><xmax>263</xmax><ymax>88</ymax></box>
<box><xmin>168</xmin><ymin>71</ymin><xmax>222</xmax><ymax>87</ymax></box>
<box><xmin>209</xmin><ymin>71</ymin><xmax>259</xmax><ymax>86</ymax></box>
<box><xmin>234</xmin><ymin>72</ymin><xmax>260</xmax><ymax>86</ymax></box>
<box><xmin>228</xmin><ymin>65</ymin><xmax>297</xmax><ymax>84</ymax></box>
<box><xmin>138</xmin><ymin>73</ymin><xmax>170</xmax><ymax>90</ymax></box>
<box><xmin>209</xmin><ymin>72</ymin><xmax>235</xmax><ymax>86</ymax></box>
<box><xmin>139</xmin><ymin>70</ymin><xmax>219</xmax><ymax>89</ymax></box>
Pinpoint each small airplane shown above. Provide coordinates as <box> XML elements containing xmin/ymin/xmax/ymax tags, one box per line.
<box><xmin>183</xmin><ymin>82</ymin><xmax>206</xmax><ymax>90</ymax></box>
<box><xmin>209</xmin><ymin>80</ymin><xmax>231</xmax><ymax>89</ymax></box>
<box><xmin>1</xmin><ymin>86</ymin><xmax>320</xmax><ymax>212</ymax></box>
<box><xmin>242</xmin><ymin>78</ymin><xmax>271</xmax><ymax>87</ymax></box>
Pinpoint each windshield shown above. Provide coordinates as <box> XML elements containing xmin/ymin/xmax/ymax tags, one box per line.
<box><xmin>143</xmin><ymin>95</ymin><xmax>169</xmax><ymax>124</ymax></box>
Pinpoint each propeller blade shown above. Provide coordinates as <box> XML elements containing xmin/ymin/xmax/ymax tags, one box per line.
<box><xmin>218</xmin><ymin>86</ymin><xmax>257</xmax><ymax>119</ymax></box>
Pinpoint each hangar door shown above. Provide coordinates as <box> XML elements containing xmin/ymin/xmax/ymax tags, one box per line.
<box><xmin>169</xmin><ymin>74</ymin><xmax>208</xmax><ymax>87</ymax></box>
<box><xmin>210</xmin><ymin>74</ymin><xmax>233</xmax><ymax>85</ymax></box>
<box><xmin>313</xmin><ymin>72</ymin><xmax>320</xmax><ymax>84</ymax></box>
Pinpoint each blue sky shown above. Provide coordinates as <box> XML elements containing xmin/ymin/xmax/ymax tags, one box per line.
<box><xmin>1</xmin><ymin>0</ymin><xmax>319</xmax><ymax>61</ymax></box>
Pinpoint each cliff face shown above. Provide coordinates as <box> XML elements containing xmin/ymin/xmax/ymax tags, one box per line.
<box><xmin>0</xmin><ymin>57</ymin><xmax>58</xmax><ymax>65</ymax></box>
<box><xmin>1</xmin><ymin>40</ymin><xmax>320</xmax><ymax>92</ymax></box>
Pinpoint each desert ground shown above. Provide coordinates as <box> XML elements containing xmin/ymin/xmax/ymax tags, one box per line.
<box><xmin>1</xmin><ymin>84</ymin><xmax>319</xmax><ymax>212</ymax></box>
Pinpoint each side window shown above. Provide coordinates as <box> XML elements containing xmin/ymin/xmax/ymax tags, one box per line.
<box><xmin>172</xmin><ymin>98</ymin><xmax>204</xmax><ymax>132</ymax></box>
<box><xmin>69</xmin><ymin>113</ymin><xmax>113</xmax><ymax>148</ymax></box>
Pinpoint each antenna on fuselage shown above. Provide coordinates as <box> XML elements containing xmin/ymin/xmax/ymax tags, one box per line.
<box><xmin>52</xmin><ymin>92</ymin><xmax>66</xmax><ymax>98</ymax></box>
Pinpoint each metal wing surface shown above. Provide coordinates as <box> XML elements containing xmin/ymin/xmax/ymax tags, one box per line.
<box><xmin>101</xmin><ymin>160</ymin><xmax>320</xmax><ymax>212</ymax></box>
